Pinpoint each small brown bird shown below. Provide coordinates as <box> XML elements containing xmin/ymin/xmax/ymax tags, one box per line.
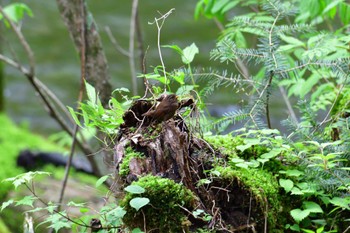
<box><xmin>143</xmin><ymin>94</ymin><xmax>179</xmax><ymax>122</ymax></box>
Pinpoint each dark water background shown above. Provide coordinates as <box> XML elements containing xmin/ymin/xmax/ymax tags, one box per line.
<box><xmin>3</xmin><ymin>0</ymin><xmax>288</xmax><ymax>135</ymax></box>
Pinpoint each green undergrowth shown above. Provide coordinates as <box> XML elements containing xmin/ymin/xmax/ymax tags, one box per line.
<box><xmin>0</xmin><ymin>113</ymin><xmax>66</xmax><ymax>200</ymax></box>
<box><xmin>121</xmin><ymin>175</ymin><xmax>196</xmax><ymax>232</ymax></box>
<box><xmin>0</xmin><ymin>113</ymin><xmax>107</xmax><ymax>232</ymax></box>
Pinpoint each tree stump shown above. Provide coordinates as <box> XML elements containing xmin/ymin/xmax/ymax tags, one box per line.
<box><xmin>113</xmin><ymin>97</ymin><xmax>280</xmax><ymax>232</ymax></box>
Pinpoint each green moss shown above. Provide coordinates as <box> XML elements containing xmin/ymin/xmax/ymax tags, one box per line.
<box><xmin>205</xmin><ymin>135</ymin><xmax>241</xmax><ymax>156</ymax></box>
<box><xmin>119</xmin><ymin>146</ymin><xmax>144</xmax><ymax>177</ymax></box>
<box><xmin>0</xmin><ymin>217</ymin><xmax>11</xmax><ymax>233</ymax></box>
<box><xmin>0</xmin><ymin>114</ymin><xmax>65</xmax><ymax>200</ymax></box>
<box><xmin>215</xmin><ymin>165</ymin><xmax>281</xmax><ymax>229</ymax></box>
<box><xmin>121</xmin><ymin>175</ymin><xmax>196</xmax><ymax>232</ymax></box>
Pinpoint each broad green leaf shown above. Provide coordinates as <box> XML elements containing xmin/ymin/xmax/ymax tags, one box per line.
<box><xmin>329</xmin><ymin>197</ymin><xmax>350</xmax><ymax>209</ymax></box>
<box><xmin>211</xmin><ymin>0</ymin><xmax>230</xmax><ymax>13</ymax></box>
<box><xmin>96</xmin><ymin>175</ymin><xmax>109</xmax><ymax>188</ymax></box>
<box><xmin>285</xmin><ymin>169</ymin><xmax>304</xmax><ymax>177</ymax></box>
<box><xmin>303</xmin><ymin>201</ymin><xmax>323</xmax><ymax>213</ymax></box>
<box><xmin>290</xmin><ymin>209</ymin><xmax>310</xmax><ymax>223</ymax></box>
<box><xmin>279</xmin><ymin>179</ymin><xmax>294</xmax><ymax>193</ymax></box>
<box><xmin>80</xmin><ymin>207</ymin><xmax>89</xmax><ymax>213</ymax></box>
<box><xmin>3</xmin><ymin>171</ymin><xmax>51</xmax><ymax>189</ymax></box>
<box><xmin>15</xmin><ymin>195</ymin><xmax>36</xmax><ymax>207</ymax></box>
<box><xmin>235</xmin><ymin>163</ymin><xmax>248</xmax><ymax>169</ymax></box>
<box><xmin>261</xmin><ymin>148</ymin><xmax>282</xmax><ymax>159</ymax></box>
<box><xmin>221</xmin><ymin>0</ymin><xmax>240</xmax><ymax>14</ymax></box>
<box><xmin>301</xmin><ymin>229</ymin><xmax>315</xmax><ymax>233</ymax></box>
<box><xmin>322</xmin><ymin>0</ymin><xmax>343</xmax><ymax>15</ymax></box>
<box><xmin>176</xmin><ymin>85</ymin><xmax>195</xmax><ymax>95</ymax></box>
<box><xmin>1</xmin><ymin>200</ymin><xmax>13</xmax><ymax>211</ymax></box>
<box><xmin>291</xmin><ymin>187</ymin><xmax>304</xmax><ymax>195</ymax></box>
<box><xmin>132</xmin><ymin>228</ymin><xmax>144</xmax><ymax>233</ymax></box>
<box><xmin>172</xmin><ymin>71</ymin><xmax>185</xmax><ymax>85</ymax></box>
<box><xmin>231</xmin><ymin>158</ymin><xmax>245</xmax><ymax>163</ymax></box>
<box><xmin>182</xmin><ymin>43</ymin><xmax>199</xmax><ymax>64</ymax></box>
<box><xmin>124</xmin><ymin>185</ymin><xmax>145</xmax><ymax>194</ymax></box>
<box><xmin>130</xmin><ymin>197</ymin><xmax>150</xmax><ymax>211</ymax></box>
<box><xmin>163</xmin><ymin>44</ymin><xmax>183</xmax><ymax>55</ymax></box>
<box><xmin>0</xmin><ymin>3</ymin><xmax>33</xmax><ymax>24</ymax></box>
<box><xmin>339</xmin><ymin>3</ymin><xmax>350</xmax><ymax>25</ymax></box>
<box><xmin>85</xmin><ymin>81</ymin><xmax>97</xmax><ymax>104</ymax></box>
<box><xmin>260</xmin><ymin>129</ymin><xmax>280</xmax><ymax>135</ymax></box>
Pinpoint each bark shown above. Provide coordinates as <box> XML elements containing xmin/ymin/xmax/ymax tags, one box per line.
<box><xmin>55</xmin><ymin>0</ymin><xmax>112</xmax><ymax>106</ymax></box>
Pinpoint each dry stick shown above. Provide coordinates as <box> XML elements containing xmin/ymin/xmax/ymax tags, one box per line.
<box><xmin>56</xmin><ymin>0</ymin><xmax>87</xmax><ymax>211</ymax></box>
<box><xmin>129</xmin><ymin>0</ymin><xmax>139</xmax><ymax>95</ymax></box>
<box><xmin>149</xmin><ymin>8</ymin><xmax>175</xmax><ymax>93</ymax></box>
<box><xmin>104</xmin><ymin>26</ymin><xmax>130</xmax><ymax>56</ymax></box>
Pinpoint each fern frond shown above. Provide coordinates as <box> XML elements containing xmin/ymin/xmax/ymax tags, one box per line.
<box><xmin>212</xmin><ymin>109</ymin><xmax>249</xmax><ymax>133</ymax></box>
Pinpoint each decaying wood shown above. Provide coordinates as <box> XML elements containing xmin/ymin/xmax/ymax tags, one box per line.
<box><xmin>113</xmin><ymin>98</ymin><xmax>268</xmax><ymax>232</ymax></box>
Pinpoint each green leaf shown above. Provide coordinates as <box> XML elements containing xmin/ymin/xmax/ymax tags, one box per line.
<box><xmin>67</xmin><ymin>201</ymin><xmax>86</xmax><ymax>207</ymax></box>
<box><xmin>211</xmin><ymin>0</ymin><xmax>230</xmax><ymax>13</ymax></box>
<box><xmin>182</xmin><ymin>43</ymin><xmax>199</xmax><ymax>64</ymax></box>
<box><xmin>3</xmin><ymin>171</ymin><xmax>51</xmax><ymax>189</ymax></box>
<box><xmin>290</xmin><ymin>209</ymin><xmax>311</xmax><ymax>223</ymax></box>
<box><xmin>1</xmin><ymin>200</ymin><xmax>14</xmax><ymax>211</ymax></box>
<box><xmin>67</xmin><ymin>107</ymin><xmax>81</xmax><ymax>126</ymax></box>
<box><xmin>303</xmin><ymin>201</ymin><xmax>323</xmax><ymax>213</ymax></box>
<box><xmin>291</xmin><ymin>187</ymin><xmax>304</xmax><ymax>195</ymax></box>
<box><xmin>85</xmin><ymin>81</ymin><xmax>97</xmax><ymax>104</ymax></box>
<box><xmin>124</xmin><ymin>185</ymin><xmax>145</xmax><ymax>194</ymax></box>
<box><xmin>171</xmin><ymin>71</ymin><xmax>185</xmax><ymax>85</ymax></box>
<box><xmin>285</xmin><ymin>169</ymin><xmax>304</xmax><ymax>177</ymax></box>
<box><xmin>329</xmin><ymin>197</ymin><xmax>350</xmax><ymax>210</ymax></box>
<box><xmin>279</xmin><ymin>34</ymin><xmax>305</xmax><ymax>47</ymax></box>
<box><xmin>163</xmin><ymin>44</ymin><xmax>183</xmax><ymax>55</ymax></box>
<box><xmin>176</xmin><ymin>85</ymin><xmax>195</xmax><ymax>95</ymax></box>
<box><xmin>0</xmin><ymin>3</ymin><xmax>33</xmax><ymax>24</ymax></box>
<box><xmin>132</xmin><ymin>228</ymin><xmax>144</xmax><ymax>233</ymax></box>
<box><xmin>130</xmin><ymin>197</ymin><xmax>150</xmax><ymax>211</ymax></box>
<box><xmin>322</xmin><ymin>0</ymin><xmax>343</xmax><ymax>15</ymax></box>
<box><xmin>96</xmin><ymin>175</ymin><xmax>109</xmax><ymax>188</ymax></box>
<box><xmin>261</xmin><ymin>148</ymin><xmax>282</xmax><ymax>159</ymax></box>
<box><xmin>15</xmin><ymin>195</ymin><xmax>37</xmax><ymax>207</ymax></box>
<box><xmin>279</xmin><ymin>179</ymin><xmax>294</xmax><ymax>193</ymax></box>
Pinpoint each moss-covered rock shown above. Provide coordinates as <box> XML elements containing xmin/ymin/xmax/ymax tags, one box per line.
<box><xmin>121</xmin><ymin>175</ymin><xmax>196</xmax><ymax>232</ymax></box>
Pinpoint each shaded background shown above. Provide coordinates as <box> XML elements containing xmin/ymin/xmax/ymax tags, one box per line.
<box><xmin>3</xmin><ymin>0</ymin><xmax>287</xmax><ymax>135</ymax></box>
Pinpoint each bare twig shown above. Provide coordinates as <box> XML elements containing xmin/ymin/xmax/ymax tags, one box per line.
<box><xmin>149</xmin><ymin>8</ymin><xmax>175</xmax><ymax>93</ymax></box>
<box><xmin>104</xmin><ymin>26</ymin><xmax>130</xmax><ymax>57</ymax></box>
<box><xmin>129</xmin><ymin>0</ymin><xmax>139</xmax><ymax>95</ymax></box>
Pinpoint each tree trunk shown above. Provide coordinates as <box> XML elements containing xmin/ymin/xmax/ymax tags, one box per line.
<box><xmin>55</xmin><ymin>0</ymin><xmax>112</xmax><ymax>106</ymax></box>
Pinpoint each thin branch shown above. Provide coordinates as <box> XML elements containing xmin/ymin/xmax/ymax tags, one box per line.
<box><xmin>279</xmin><ymin>85</ymin><xmax>298</xmax><ymax>123</ymax></box>
<box><xmin>57</xmin><ymin>0</ymin><xmax>87</xmax><ymax>211</ymax></box>
<box><xmin>129</xmin><ymin>0</ymin><xmax>139</xmax><ymax>95</ymax></box>
<box><xmin>104</xmin><ymin>26</ymin><xmax>130</xmax><ymax>57</ymax></box>
<box><xmin>0</xmin><ymin>6</ymin><xmax>35</xmax><ymax>75</ymax></box>
<box><xmin>149</xmin><ymin>8</ymin><xmax>175</xmax><ymax>93</ymax></box>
